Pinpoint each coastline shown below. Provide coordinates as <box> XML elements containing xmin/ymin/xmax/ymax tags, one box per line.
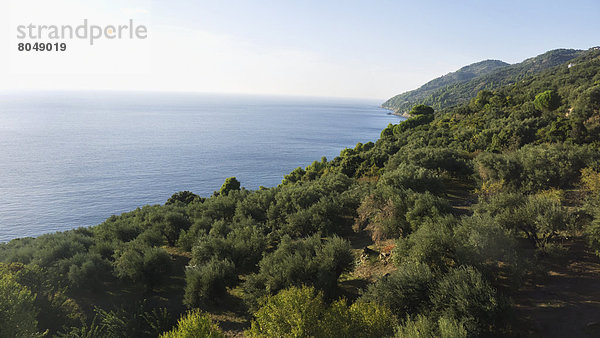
<box><xmin>0</xmin><ymin>95</ymin><xmax>400</xmax><ymax>242</ymax></box>
<box><xmin>380</xmin><ymin>105</ymin><xmax>410</xmax><ymax>118</ymax></box>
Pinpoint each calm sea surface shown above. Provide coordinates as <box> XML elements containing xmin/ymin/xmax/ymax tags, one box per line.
<box><xmin>0</xmin><ymin>91</ymin><xmax>400</xmax><ymax>242</ymax></box>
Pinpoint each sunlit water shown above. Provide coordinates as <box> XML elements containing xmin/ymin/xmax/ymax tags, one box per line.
<box><xmin>0</xmin><ymin>91</ymin><xmax>400</xmax><ymax>241</ymax></box>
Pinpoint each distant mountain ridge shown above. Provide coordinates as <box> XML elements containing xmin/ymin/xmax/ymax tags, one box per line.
<box><xmin>420</xmin><ymin>60</ymin><xmax>509</xmax><ymax>92</ymax></box>
<box><xmin>383</xmin><ymin>48</ymin><xmax>584</xmax><ymax>114</ymax></box>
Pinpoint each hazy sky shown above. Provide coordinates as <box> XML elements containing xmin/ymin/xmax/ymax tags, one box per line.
<box><xmin>1</xmin><ymin>0</ymin><xmax>599</xmax><ymax>100</ymax></box>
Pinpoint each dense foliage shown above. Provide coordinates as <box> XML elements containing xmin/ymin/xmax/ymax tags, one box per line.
<box><xmin>1</xmin><ymin>47</ymin><xmax>599</xmax><ymax>337</ymax></box>
<box><xmin>246</xmin><ymin>286</ymin><xmax>395</xmax><ymax>338</ymax></box>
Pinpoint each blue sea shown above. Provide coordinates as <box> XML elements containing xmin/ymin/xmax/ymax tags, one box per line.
<box><xmin>0</xmin><ymin>91</ymin><xmax>400</xmax><ymax>242</ymax></box>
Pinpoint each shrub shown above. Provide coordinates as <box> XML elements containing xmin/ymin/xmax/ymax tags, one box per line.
<box><xmin>184</xmin><ymin>257</ymin><xmax>236</xmax><ymax>307</ymax></box>
<box><xmin>113</xmin><ymin>244</ymin><xmax>172</xmax><ymax>289</ymax></box>
<box><xmin>475</xmin><ymin>152</ymin><xmax>521</xmax><ymax>188</ymax></box>
<box><xmin>162</xmin><ymin>212</ymin><xmax>191</xmax><ymax>246</ymax></box>
<box><xmin>219</xmin><ymin>177</ymin><xmax>241</xmax><ymax>196</ymax></box>
<box><xmin>0</xmin><ymin>263</ymin><xmax>82</xmax><ymax>335</ymax></box>
<box><xmin>581</xmin><ymin>167</ymin><xmax>600</xmax><ymax>194</ymax></box>
<box><xmin>476</xmin><ymin>144</ymin><xmax>597</xmax><ymax>193</ymax></box>
<box><xmin>319</xmin><ymin>299</ymin><xmax>396</xmax><ymax>338</ymax></box>
<box><xmin>267</xmin><ymin>173</ymin><xmax>355</xmax><ymax>238</ymax></box>
<box><xmin>533</xmin><ymin>90</ymin><xmax>561</xmax><ymax>112</ymax></box>
<box><xmin>388</xmin><ymin>147</ymin><xmax>471</xmax><ymax>176</ymax></box>
<box><xmin>234</xmin><ymin>188</ymin><xmax>276</xmax><ymax>223</ymax></box>
<box><xmin>243</xmin><ymin>236</ymin><xmax>353</xmax><ymax>309</ymax></box>
<box><xmin>31</xmin><ymin>232</ymin><xmax>92</xmax><ymax>268</ymax></box>
<box><xmin>393</xmin><ymin>114</ymin><xmax>434</xmax><ymax>136</ymax></box>
<box><xmin>0</xmin><ymin>274</ymin><xmax>39</xmax><ymax>338</ymax></box>
<box><xmin>190</xmin><ymin>223</ymin><xmax>266</xmax><ymax>274</ymax></box>
<box><xmin>395</xmin><ymin>315</ymin><xmax>436</xmax><ymax>337</ymax></box>
<box><xmin>475</xmin><ymin>192</ymin><xmax>570</xmax><ymax>248</ymax></box>
<box><xmin>247</xmin><ymin>286</ymin><xmax>396</xmax><ymax>338</ymax></box>
<box><xmin>177</xmin><ymin>217</ymin><xmax>214</xmax><ymax>251</ymax></box>
<box><xmin>142</xmin><ymin>247</ymin><xmax>173</xmax><ymax>288</ymax></box>
<box><xmin>247</xmin><ymin>286</ymin><xmax>325</xmax><ymax>337</ymax></box>
<box><xmin>283</xmin><ymin>196</ymin><xmax>349</xmax><ymax>236</ymax></box>
<box><xmin>90</xmin><ymin>303</ymin><xmax>173</xmax><ymax>338</ymax></box>
<box><xmin>66</xmin><ymin>253</ymin><xmax>111</xmax><ymax>290</ymax></box>
<box><xmin>380</xmin><ymin>163</ymin><xmax>444</xmax><ymax>193</ymax></box>
<box><xmin>360</xmin><ymin>261</ymin><xmax>435</xmax><ymax>317</ymax></box>
<box><xmin>166</xmin><ymin>191</ymin><xmax>200</xmax><ymax>205</ymax></box>
<box><xmin>395</xmin><ymin>314</ymin><xmax>466</xmax><ymax>338</ymax></box>
<box><xmin>189</xmin><ymin>192</ymin><xmax>243</xmax><ymax>222</ymax></box>
<box><xmin>585</xmin><ymin>206</ymin><xmax>600</xmax><ymax>256</ymax></box>
<box><xmin>518</xmin><ymin>194</ymin><xmax>570</xmax><ymax>248</ymax></box>
<box><xmin>160</xmin><ymin>309</ymin><xmax>224</xmax><ymax>338</ymax></box>
<box><xmin>517</xmin><ymin>144</ymin><xmax>594</xmax><ymax>192</ymax></box>
<box><xmin>344</xmin><ymin>301</ymin><xmax>396</xmax><ymax>338</ymax></box>
<box><xmin>392</xmin><ymin>217</ymin><xmax>458</xmax><ymax>271</ymax></box>
<box><xmin>470</xmin><ymin>90</ymin><xmax>494</xmax><ymax>110</ymax></box>
<box><xmin>430</xmin><ymin>266</ymin><xmax>503</xmax><ymax>336</ymax></box>
<box><xmin>453</xmin><ymin>214</ymin><xmax>523</xmax><ymax>285</ymax></box>
<box><xmin>355</xmin><ymin>186</ymin><xmax>451</xmax><ymax>241</ymax></box>
<box><xmin>409</xmin><ymin>104</ymin><xmax>435</xmax><ymax>116</ymax></box>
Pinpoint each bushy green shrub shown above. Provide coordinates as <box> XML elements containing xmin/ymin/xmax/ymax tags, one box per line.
<box><xmin>475</xmin><ymin>192</ymin><xmax>570</xmax><ymax>248</ymax></box>
<box><xmin>166</xmin><ymin>191</ymin><xmax>200</xmax><ymax>206</ymax></box>
<box><xmin>409</xmin><ymin>104</ymin><xmax>435</xmax><ymax>116</ymax></box>
<box><xmin>247</xmin><ymin>286</ymin><xmax>396</xmax><ymax>338</ymax></box>
<box><xmin>247</xmin><ymin>286</ymin><xmax>325</xmax><ymax>337</ymax></box>
<box><xmin>243</xmin><ymin>236</ymin><xmax>353</xmax><ymax>309</ymax></box>
<box><xmin>379</xmin><ymin>163</ymin><xmax>444</xmax><ymax>193</ymax></box>
<box><xmin>219</xmin><ymin>177</ymin><xmax>241</xmax><ymax>196</ymax></box>
<box><xmin>453</xmin><ymin>214</ymin><xmax>523</xmax><ymax>286</ymax></box>
<box><xmin>90</xmin><ymin>302</ymin><xmax>173</xmax><ymax>338</ymax></box>
<box><xmin>65</xmin><ymin>253</ymin><xmax>112</xmax><ymax>290</ymax></box>
<box><xmin>234</xmin><ymin>188</ymin><xmax>277</xmax><ymax>223</ymax></box>
<box><xmin>392</xmin><ymin>216</ymin><xmax>458</xmax><ymax>271</ymax></box>
<box><xmin>183</xmin><ymin>257</ymin><xmax>236</xmax><ymax>307</ymax></box>
<box><xmin>393</xmin><ymin>114</ymin><xmax>434</xmax><ymax>136</ymax></box>
<box><xmin>176</xmin><ymin>217</ymin><xmax>214</xmax><ymax>251</ymax></box>
<box><xmin>94</xmin><ymin>213</ymin><xmax>145</xmax><ymax>243</ymax></box>
<box><xmin>584</xmin><ymin>204</ymin><xmax>600</xmax><ymax>256</ymax></box>
<box><xmin>395</xmin><ymin>314</ymin><xmax>466</xmax><ymax>338</ymax></box>
<box><xmin>0</xmin><ymin>273</ymin><xmax>39</xmax><ymax>338</ymax></box>
<box><xmin>388</xmin><ymin>147</ymin><xmax>472</xmax><ymax>176</ymax></box>
<box><xmin>0</xmin><ymin>238</ymin><xmax>37</xmax><ymax>265</ymax></box>
<box><xmin>533</xmin><ymin>90</ymin><xmax>561</xmax><ymax>112</ymax></box>
<box><xmin>267</xmin><ymin>173</ymin><xmax>355</xmax><ymax>237</ymax></box>
<box><xmin>355</xmin><ymin>186</ymin><xmax>451</xmax><ymax>241</ymax></box>
<box><xmin>113</xmin><ymin>244</ymin><xmax>172</xmax><ymax>289</ymax></box>
<box><xmin>283</xmin><ymin>196</ymin><xmax>348</xmax><ymax>237</ymax></box>
<box><xmin>160</xmin><ymin>309</ymin><xmax>224</xmax><ymax>338</ymax></box>
<box><xmin>31</xmin><ymin>232</ymin><xmax>94</xmax><ymax>268</ymax></box>
<box><xmin>190</xmin><ymin>222</ymin><xmax>266</xmax><ymax>274</ymax></box>
<box><xmin>476</xmin><ymin>143</ymin><xmax>597</xmax><ymax>193</ymax></box>
<box><xmin>0</xmin><ymin>263</ymin><xmax>83</xmax><ymax>335</ymax></box>
<box><xmin>343</xmin><ymin>301</ymin><xmax>397</xmax><ymax>338</ymax></box>
<box><xmin>162</xmin><ymin>212</ymin><xmax>191</xmax><ymax>246</ymax></box>
<box><xmin>430</xmin><ymin>266</ymin><xmax>504</xmax><ymax>336</ymax></box>
<box><xmin>360</xmin><ymin>261</ymin><xmax>435</xmax><ymax>317</ymax></box>
<box><xmin>281</xmin><ymin>157</ymin><xmax>330</xmax><ymax>184</ymax></box>
<box><xmin>188</xmin><ymin>190</ymin><xmax>246</xmax><ymax>223</ymax></box>
<box><xmin>475</xmin><ymin>152</ymin><xmax>521</xmax><ymax>189</ymax></box>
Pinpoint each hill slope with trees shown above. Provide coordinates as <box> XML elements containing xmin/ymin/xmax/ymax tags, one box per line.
<box><xmin>1</xmin><ymin>47</ymin><xmax>600</xmax><ymax>337</ymax></box>
<box><xmin>383</xmin><ymin>49</ymin><xmax>583</xmax><ymax>114</ymax></box>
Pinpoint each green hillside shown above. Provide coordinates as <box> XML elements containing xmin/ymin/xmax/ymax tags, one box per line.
<box><xmin>1</xmin><ymin>47</ymin><xmax>600</xmax><ymax>337</ymax></box>
<box><xmin>383</xmin><ymin>48</ymin><xmax>583</xmax><ymax>114</ymax></box>
<box><xmin>419</xmin><ymin>59</ymin><xmax>509</xmax><ymax>91</ymax></box>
